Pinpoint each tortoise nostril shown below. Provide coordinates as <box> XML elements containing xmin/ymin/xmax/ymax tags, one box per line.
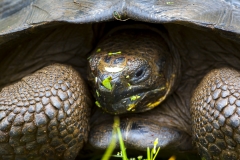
<box><xmin>113</xmin><ymin>57</ymin><xmax>125</xmax><ymax>64</ymax></box>
<box><xmin>104</xmin><ymin>56</ymin><xmax>111</xmax><ymax>63</ymax></box>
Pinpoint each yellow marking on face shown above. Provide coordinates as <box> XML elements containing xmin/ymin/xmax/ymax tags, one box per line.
<box><xmin>159</xmin><ymin>86</ymin><xmax>166</xmax><ymax>91</ymax></box>
<box><xmin>147</xmin><ymin>95</ymin><xmax>167</xmax><ymax>108</ymax></box>
<box><xmin>147</xmin><ymin>73</ymin><xmax>175</xmax><ymax>109</ymax></box>
<box><xmin>127</xmin><ymin>104</ymin><xmax>136</xmax><ymax>111</ymax></box>
<box><xmin>168</xmin><ymin>155</ymin><xmax>176</xmax><ymax>160</ymax></box>
<box><xmin>147</xmin><ymin>101</ymin><xmax>160</xmax><ymax>108</ymax></box>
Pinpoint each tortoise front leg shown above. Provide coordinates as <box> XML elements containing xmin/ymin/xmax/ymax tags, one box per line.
<box><xmin>0</xmin><ymin>64</ymin><xmax>91</xmax><ymax>160</ymax></box>
<box><xmin>191</xmin><ymin>68</ymin><xmax>240</xmax><ymax>160</ymax></box>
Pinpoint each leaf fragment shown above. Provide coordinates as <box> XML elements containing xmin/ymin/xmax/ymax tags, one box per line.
<box><xmin>96</xmin><ymin>90</ymin><xmax>100</xmax><ymax>97</ymax></box>
<box><xmin>102</xmin><ymin>76</ymin><xmax>112</xmax><ymax>90</ymax></box>
<box><xmin>130</xmin><ymin>95</ymin><xmax>140</xmax><ymax>101</ymax></box>
<box><xmin>113</xmin><ymin>11</ymin><xmax>121</xmax><ymax>19</ymax></box>
<box><xmin>166</xmin><ymin>2</ymin><xmax>174</xmax><ymax>4</ymax></box>
<box><xmin>108</xmin><ymin>51</ymin><xmax>121</xmax><ymax>56</ymax></box>
<box><xmin>96</xmin><ymin>48</ymin><xmax>101</xmax><ymax>52</ymax></box>
<box><xmin>95</xmin><ymin>101</ymin><xmax>101</xmax><ymax>108</ymax></box>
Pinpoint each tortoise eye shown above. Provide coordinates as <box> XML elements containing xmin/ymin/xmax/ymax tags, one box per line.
<box><xmin>130</xmin><ymin>65</ymin><xmax>150</xmax><ymax>84</ymax></box>
<box><xmin>135</xmin><ymin>68</ymin><xmax>144</xmax><ymax>77</ymax></box>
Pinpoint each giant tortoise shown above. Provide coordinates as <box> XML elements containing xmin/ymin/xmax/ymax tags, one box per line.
<box><xmin>1</xmin><ymin>0</ymin><xmax>240</xmax><ymax>160</ymax></box>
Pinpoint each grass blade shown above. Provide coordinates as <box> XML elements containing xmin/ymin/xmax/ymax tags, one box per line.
<box><xmin>101</xmin><ymin>118</ymin><xmax>118</xmax><ymax>160</ymax></box>
<box><xmin>147</xmin><ymin>147</ymin><xmax>150</xmax><ymax>160</ymax></box>
<box><xmin>153</xmin><ymin>147</ymin><xmax>161</xmax><ymax>160</ymax></box>
<box><xmin>115</xmin><ymin>116</ymin><xmax>128</xmax><ymax>160</ymax></box>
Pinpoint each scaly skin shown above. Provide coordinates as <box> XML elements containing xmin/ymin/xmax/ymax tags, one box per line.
<box><xmin>191</xmin><ymin>68</ymin><xmax>240</xmax><ymax>160</ymax></box>
<box><xmin>0</xmin><ymin>64</ymin><xmax>91</xmax><ymax>159</ymax></box>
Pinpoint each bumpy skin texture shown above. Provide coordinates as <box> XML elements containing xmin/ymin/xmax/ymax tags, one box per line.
<box><xmin>0</xmin><ymin>64</ymin><xmax>91</xmax><ymax>160</ymax></box>
<box><xmin>191</xmin><ymin>68</ymin><xmax>240</xmax><ymax>160</ymax></box>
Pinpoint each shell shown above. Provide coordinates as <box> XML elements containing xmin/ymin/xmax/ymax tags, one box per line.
<box><xmin>1</xmin><ymin>0</ymin><xmax>240</xmax><ymax>44</ymax></box>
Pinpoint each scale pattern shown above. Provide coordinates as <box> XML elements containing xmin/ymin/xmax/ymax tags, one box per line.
<box><xmin>0</xmin><ymin>64</ymin><xmax>91</xmax><ymax>160</ymax></box>
<box><xmin>191</xmin><ymin>68</ymin><xmax>240</xmax><ymax>160</ymax></box>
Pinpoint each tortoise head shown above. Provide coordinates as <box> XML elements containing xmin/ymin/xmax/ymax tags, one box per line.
<box><xmin>88</xmin><ymin>28</ymin><xmax>180</xmax><ymax>114</ymax></box>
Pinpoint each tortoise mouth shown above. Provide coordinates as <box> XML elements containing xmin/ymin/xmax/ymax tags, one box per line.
<box><xmin>95</xmin><ymin>87</ymin><xmax>167</xmax><ymax>114</ymax></box>
<box><xmin>93</xmin><ymin>74</ymin><xmax>168</xmax><ymax>115</ymax></box>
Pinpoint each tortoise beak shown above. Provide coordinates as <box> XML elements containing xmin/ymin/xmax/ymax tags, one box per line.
<box><xmin>92</xmin><ymin>71</ymin><xmax>168</xmax><ymax>114</ymax></box>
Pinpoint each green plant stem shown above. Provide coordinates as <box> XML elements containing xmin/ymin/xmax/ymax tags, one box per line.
<box><xmin>101</xmin><ymin>120</ymin><xmax>117</xmax><ymax>160</ymax></box>
<box><xmin>150</xmin><ymin>148</ymin><xmax>153</xmax><ymax>160</ymax></box>
<box><xmin>116</xmin><ymin>116</ymin><xmax>128</xmax><ymax>160</ymax></box>
<box><xmin>152</xmin><ymin>147</ymin><xmax>160</xmax><ymax>160</ymax></box>
<box><xmin>147</xmin><ymin>147</ymin><xmax>150</xmax><ymax>160</ymax></box>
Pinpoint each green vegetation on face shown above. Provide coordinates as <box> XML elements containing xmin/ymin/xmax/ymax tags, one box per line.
<box><xmin>102</xmin><ymin>76</ymin><xmax>112</xmax><ymax>90</ymax></box>
<box><xmin>127</xmin><ymin>83</ymin><xmax>132</xmax><ymax>89</ymax></box>
<box><xmin>108</xmin><ymin>51</ymin><xmax>122</xmax><ymax>56</ymax></box>
<box><xmin>130</xmin><ymin>95</ymin><xmax>140</xmax><ymax>101</ymax></box>
<box><xmin>96</xmin><ymin>90</ymin><xmax>100</xmax><ymax>97</ymax></box>
<box><xmin>166</xmin><ymin>2</ymin><xmax>174</xmax><ymax>5</ymax></box>
<box><xmin>96</xmin><ymin>48</ymin><xmax>101</xmax><ymax>52</ymax></box>
<box><xmin>95</xmin><ymin>101</ymin><xmax>101</xmax><ymax>108</ymax></box>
